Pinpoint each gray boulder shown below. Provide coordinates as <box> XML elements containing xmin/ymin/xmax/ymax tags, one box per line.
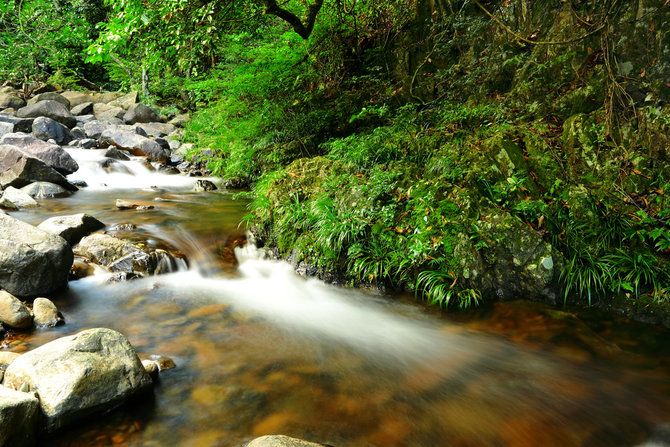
<box><xmin>104</xmin><ymin>147</ymin><xmax>130</xmax><ymax>161</ymax></box>
<box><xmin>0</xmin><ymin>93</ymin><xmax>25</xmax><ymax>110</ymax></box>
<box><xmin>27</xmin><ymin>92</ymin><xmax>70</xmax><ymax>109</ymax></box>
<box><xmin>193</xmin><ymin>179</ymin><xmax>218</xmax><ymax>192</ymax></box>
<box><xmin>78</xmin><ymin>138</ymin><xmax>97</xmax><ymax>149</ymax></box>
<box><xmin>82</xmin><ymin>120</ymin><xmax>108</xmax><ymax>139</ymax></box>
<box><xmin>0</xmin><ymin>212</ymin><xmax>73</xmax><ymax>298</ymax></box>
<box><xmin>0</xmin><ymin>133</ymin><xmax>78</xmax><ymax>175</ymax></box>
<box><xmin>0</xmin><ymin>187</ymin><xmax>38</xmax><ymax>210</ymax></box>
<box><xmin>32</xmin><ymin>297</ymin><xmax>63</xmax><ymax>327</ymax></box>
<box><xmin>70</xmin><ymin>102</ymin><xmax>94</xmax><ymax>116</ymax></box>
<box><xmin>246</xmin><ymin>436</ymin><xmax>330</xmax><ymax>447</ymax></box>
<box><xmin>0</xmin><ymin>114</ymin><xmax>33</xmax><ymax>133</ymax></box>
<box><xmin>0</xmin><ymin>290</ymin><xmax>32</xmax><ymax>329</ymax></box>
<box><xmin>99</xmin><ymin>128</ymin><xmax>169</xmax><ymax>162</ymax></box>
<box><xmin>31</xmin><ymin>116</ymin><xmax>73</xmax><ymax>145</ymax></box>
<box><xmin>20</xmin><ymin>182</ymin><xmax>71</xmax><ymax>199</ymax></box>
<box><xmin>75</xmin><ymin>114</ymin><xmax>96</xmax><ymax>124</ymax></box>
<box><xmin>0</xmin><ymin>386</ymin><xmax>40</xmax><ymax>447</ymax></box>
<box><xmin>123</xmin><ymin>103</ymin><xmax>161</xmax><ymax>124</ymax></box>
<box><xmin>0</xmin><ymin>145</ymin><xmax>74</xmax><ymax>190</ymax></box>
<box><xmin>15</xmin><ymin>100</ymin><xmax>76</xmax><ymax>128</ymax></box>
<box><xmin>136</xmin><ymin>122</ymin><xmax>175</xmax><ymax>138</ymax></box>
<box><xmin>108</xmin><ymin>91</ymin><xmax>137</xmax><ymax>110</ymax></box>
<box><xmin>70</xmin><ymin>127</ymin><xmax>86</xmax><ymax>140</ymax></box>
<box><xmin>93</xmin><ymin>103</ymin><xmax>124</xmax><ymax>122</ymax></box>
<box><xmin>38</xmin><ymin>213</ymin><xmax>105</xmax><ymax>246</ymax></box>
<box><xmin>3</xmin><ymin>328</ymin><xmax>152</xmax><ymax>432</ymax></box>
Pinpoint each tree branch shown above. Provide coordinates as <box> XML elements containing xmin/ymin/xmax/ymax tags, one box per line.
<box><xmin>261</xmin><ymin>0</ymin><xmax>324</xmax><ymax>39</ymax></box>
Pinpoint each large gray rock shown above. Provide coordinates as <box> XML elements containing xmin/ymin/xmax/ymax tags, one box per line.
<box><xmin>20</xmin><ymin>181</ymin><xmax>71</xmax><ymax>199</ymax></box>
<box><xmin>108</xmin><ymin>91</ymin><xmax>137</xmax><ymax>110</ymax></box>
<box><xmin>0</xmin><ymin>133</ymin><xmax>78</xmax><ymax>175</ymax></box>
<box><xmin>27</xmin><ymin>92</ymin><xmax>70</xmax><ymax>110</ymax></box>
<box><xmin>61</xmin><ymin>91</ymin><xmax>95</xmax><ymax>108</ymax></box>
<box><xmin>0</xmin><ymin>93</ymin><xmax>25</xmax><ymax>110</ymax></box>
<box><xmin>0</xmin><ymin>122</ymin><xmax>12</xmax><ymax>139</ymax></box>
<box><xmin>0</xmin><ymin>114</ymin><xmax>33</xmax><ymax>133</ymax></box>
<box><xmin>99</xmin><ymin>128</ymin><xmax>169</xmax><ymax>162</ymax></box>
<box><xmin>0</xmin><ymin>145</ymin><xmax>75</xmax><ymax>191</ymax></box>
<box><xmin>123</xmin><ymin>103</ymin><xmax>161</xmax><ymax>124</ymax></box>
<box><xmin>82</xmin><ymin>120</ymin><xmax>108</xmax><ymax>139</ymax></box>
<box><xmin>0</xmin><ymin>290</ymin><xmax>32</xmax><ymax>329</ymax></box>
<box><xmin>38</xmin><ymin>213</ymin><xmax>105</xmax><ymax>246</ymax></box>
<box><xmin>246</xmin><ymin>435</ymin><xmax>330</xmax><ymax>447</ymax></box>
<box><xmin>0</xmin><ymin>187</ymin><xmax>38</xmax><ymax>210</ymax></box>
<box><xmin>15</xmin><ymin>101</ymin><xmax>76</xmax><ymax>128</ymax></box>
<box><xmin>93</xmin><ymin>103</ymin><xmax>124</xmax><ymax>122</ymax></box>
<box><xmin>3</xmin><ymin>328</ymin><xmax>152</xmax><ymax>432</ymax></box>
<box><xmin>70</xmin><ymin>102</ymin><xmax>94</xmax><ymax>116</ymax></box>
<box><xmin>0</xmin><ymin>212</ymin><xmax>73</xmax><ymax>298</ymax></box>
<box><xmin>31</xmin><ymin>116</ymin><xmax>73</xmax><ymax>145</ymax></box>
<box><xmin>0</xmin><ymin>386</ymin><xmax>40</xmax><ymax>447</ymax></box>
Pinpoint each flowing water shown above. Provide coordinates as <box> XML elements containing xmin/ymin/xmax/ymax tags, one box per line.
<box><xmin>6</xmin><ymin>148</ymin><xmax>670</xmax><ymax>447</ymax></box>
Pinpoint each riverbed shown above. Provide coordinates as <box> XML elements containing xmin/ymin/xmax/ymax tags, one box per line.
<box><xmin>6</xmin><ymin>148</ymin><xmax>670</xmax><ymax>447</ymax></box>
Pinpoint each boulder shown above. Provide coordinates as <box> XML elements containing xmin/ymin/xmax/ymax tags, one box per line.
<box><xmin>168</xmin><ymin>114</ymin><xmax>190</xmax><ymax>128</ymax></box>
<box><xmin>93</xmin><ymin>103</ymin><xmax>124</xmax><ymax>122</ymax></box>
<box><xmin>0</xmin><ymin>122</ymin><xmax>12</xmax><ymax>139</ymax></box>
<box><xmin>193</xmin><ymin>179</ymin><xmax>218</xmax><ymax>192</ymax></box>
<box><xmin>78</xmin><ymin>138</ymin><xmax>97</xmax><ymax>149</ymax></box>
<box><xmin>93</xmin><ymin>92</ymin><xmax>122</xmax><ymax>104</ymax></box>
<box><xmin>0</xmin><ymin>386</ymin><xmax>40</xmax><ymax>447</ymax></box>
<box><xmin>0</xmin><ymin>187</ymin><xmax>38</xmax><ymax>210</ymax></box>
<box><xmin>108</xmin><ymin>91</ymin><xmax>137</xmax><ymax>110</ymax></box>
<box><xmin>30</xmin><ymin>84</ymin><xmax>56</xmax><ymax>95</ymax></box>
<box><xmin>3</xmin><ymin>328</ymin><xmax>152</xmax><ymax>432</ymax></box>
<box><xmin>37</xmin><ymin>213</ymin><xmax>105</xmax><ymax>246</ymax></box>
<box><xmin>99</xmin><ymin>128</ymin><xmax>169</xmax><ymax>162</ymax></box>
<box><xmin>0</xmin><ymin>212</ymin><xmax>73</xmax><ymax>298</ymax></box>
<box><xmin>104</xmin><ymin>147</ymin><xmax>130</xmax><ymax>161</ymax></box>
<box><xmin>70</xmin><ymin>127</ymin><xmax>86</xmax><ymax>140</ymax></box>
<box><xmin>32</xmin><ymin>297</ymin><xmax>63</xmax><ymax>327</ymax></box>
<box><xmin>60</xmin><ymin>91</ymin><xmax>95</xmax><ymax>108</ymax></box>
<box><xmin>0</xmin><ymin>290</ymin><xmax>32</xmax><ymax>329</ymax></box>
<box><xmin>82</xmin><ymin>120</ymin><xmax>108</xmax><ymax>139</ymax></box>
<box><xmin>0</xmin><ymin>93</ymin><xmax>25</xmax><ymax>110</ymax></box>
<box><xmin>136</xmin><ymin>122</ymin><xmax>176</xmax><ymax>138</ymax></box>
<box><xmin>27</xmin><ymin>92</ymin><xmax>70</xmax><ymax>110</ymax></box>
<box><xmin>0</xmin><ymin>133</ymin><xmax>78</xmax><ymax>175</ymax></box>
<box><xmin>70</xmin><ymin>102</ymin><xmax>94</xmax><ymax>116</ymax></box>
<box><xmin>115</xmin><ymin>199</ymin><xmax>154</xmax><ymax>210</ymax></box>
<box><xmin>75</xmin><ymin>114</ymin><xmax>95</xmax><ymax>124</ymax></box>
<box><xmin>0</xmin><ymin>115</ymin><xmax>33</xmax><ymax>133</ymax></box>
<box><xmin>31</xmin><ymin>116</ymin><xmax>73</xmax><ymax>145</ymax></box>
<box><xmin>0</xmin><ymin>145</ymin><xmax>76</xmax><ymax>191</ymax></box>
<box><xmin>246</xmin><ymin>435</ymin><xmax>330</xmax><ymax>447</ymax></box>
<box><xmin>15</xmin><ymin>101</ymin><xmax>76</xmax><ymax>128</ymax></box>
<box><xmin>20</xmin><ymin>181</ymin><xmax>71</xmax><ymax>199</ymax></box>
<box><xmin>123</xmin><ymin>103</ymin><xmax>161</xmax><ymax>124</ymax></box>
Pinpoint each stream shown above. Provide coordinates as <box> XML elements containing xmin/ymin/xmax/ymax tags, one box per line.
<box><xmin>7</xmin><ymin>148</ymin><xmax>670</xmax><ymax>447</ymax></box>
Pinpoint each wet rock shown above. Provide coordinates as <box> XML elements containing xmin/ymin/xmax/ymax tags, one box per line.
<box><xmin>69</xmin><ymin>179</ymin><xmax>87</xmax><ymax>188</ymax></box>
<box><xmin>31</xmin><ymin>116</ymin><xmax>73</xmax><ymax>145</ymax></box>
<box><xmin>147</xmin><ymin>354</ymin><xmax>176</xmax><ymax>371</ymax></box>
<box><xmin>32</xmin><ymin>297</ymin><xmax>63</xmax><ymax>328</ymax></box>
<box><xmin>104</xmin><ymin>272</ymin><xmax>142</xmax><ymax>283</ymax></box>
<box><xmin>93</xmin><ymin>103</ymin><xmax>125</xmax><ymax>122</ymax></box>
<box><xmin>246</xmin><ymin>435</ymin><xmax>331</xmax><ymax>447</ymax></box>
<box><xmin>82</xmin><ymin>120</ymin><xmax>108</xmax><ymax>140</ymax></box>
<box><xmin>193</xmin><ymin>179</ymin><xmax>218</xmax><ymax>192</ymax></box>
<box><xmin>3</xmin><ymin>328</ymin><xmax>153</xmax><ymax>432</ymax></box>
<box><xmin>0</xmin><ymin>386</ymin><xmax>40</xmax><ymax>447</ymax></box>
<box><xmin>157</xmin><ymin>164</ymin><xmax>180</xmax><ymax>175</ymax></box>
<box><xmin>15</xmin><ymin>100</ymin><xmax>76</xmax><ymax>128</ymax></box>
<box><xmin>0</xmin><ymin>187</ymin><xmax>38</xmax><ymax>210</ymax></box>
<box><xmin>123</xmin><ymin>103</ymin><xmax>161</xmax><ymax>124</ymax></box>
<box><xmin>1</xmin><ymin>132</ymin><xmax>78</xmax><ymax>175</ymax></box>
<box><xmin>116</xmin><ymin>199</ymin><xmax>154</xmax><ymax>210</ymax></box>
<box><xmin>78</xmin><ymin>138</ymin><xmax>97</xmax><ymax>149</ymax></box>
<box><xmin>20</xmin><ymin>181</ymin><xmax>71</xmax><ymax>199</ymax></box>
<box><xmin>69</xmin><ymin>258</ymin><xmax>98</xmax><ymax>280</ymax></box>
<box><xmin>0</xmin><ymin>145</ymin><xmax>76</xmax><ymax>191</ymax></box>
<box><xmin>37</xmin><ymin>213</ymin><xmax>105</xmax><ymax>246</ymax></box>
<box><xmin>75</xmin><ymin>233</ymin><xmax>152</xmax><ymax>275</ymax></box>
<box><xmin>0</xmin><ymin>212</ymin><xmax>73</xmax><ymax>298</ymax></box>
<box><xmin>70</xmin><ymin>127</ymin><xmax>86</xmax><ymax>140</ymax></box>
<box><xmin>0</xmin><ymin>290</ymin><xmax>32</xmax><ymax>329</ymax></box>
<box><xmin>104</xmin><ymin>147</ymin><xmax>130</xmax><ymax>161</ymax></box>
<box><xmin>0</xmin><ymin>92</ymin><xmax>26</xmax><ymax>110</ymax></box>
<box><xmin>61</xmin><ymin>91</ymin><xmax>95</xmax><ymax>108</ymax></box>
<box><xmin>142</xmin><ymin>359</ymin><xmax>159</xmax><ymax>381</ymax></box>
<box><xmin>100</xmin><ymin>128</ymin><xmax>169</xmax><ymax>162</ymax></box>
<box><xmin>27</xmin><ymin>92</ymin><xmax>70</xmax><ymax>109</ymax></box>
